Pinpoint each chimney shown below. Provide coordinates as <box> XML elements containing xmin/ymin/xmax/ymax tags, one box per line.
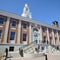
<box><xmin>52</xmin><ymin>21</ymin><xmax>59</xmax><ymax>27</ymax></box>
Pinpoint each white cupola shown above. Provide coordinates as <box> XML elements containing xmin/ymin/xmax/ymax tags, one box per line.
<box><xmin>21</xmin><ymin>4</ymin><xmax>32</xmax><ymax>19</ymax></box>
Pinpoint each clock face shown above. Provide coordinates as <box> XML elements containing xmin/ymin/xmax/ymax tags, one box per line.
<box><xmin>26</xmin><ymin>7</ymin><xmax>28</xmax><ymax>11</ymax></box>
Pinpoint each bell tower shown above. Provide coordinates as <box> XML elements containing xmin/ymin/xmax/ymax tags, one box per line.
<box><xmin>21</xmin><ymin>4</ymin><xmax>32</xmax><ymax>19</ymax></box>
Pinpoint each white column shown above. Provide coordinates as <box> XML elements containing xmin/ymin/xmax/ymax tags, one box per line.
<box><xmin>3</xmin><ymin>17</ymin><xmax>10</xmax><ymax>43</ymax></box>
<box><xmin>47</xmin><ymin>28</ymin><xmax>50</xmax><ymax>44</ymax></box>
<box><xmin>38</xmin><ymin>33</ymin><xmax>40</xmax><ymax>44</ymax></box>
<box><xmin>29</xmin><ymin>23</ymin><xmax>31</xmax><ymax>43</ymax></box>
<box><xmin>40</xmin><ymin>26</ymin><xmax>43</xmax><ymax>43</ymax></box>
<box><xmin>57</xmin><ymin>31</ymin><xmax>59</xmax><ymax>45</ymax></box>
<box><xmin>52</xmin><ymin>29</ymin><xmax>55</xmax><ymax>45</ymax></box>
<box><xmin>17</xmin><ymin>20</ymin><xmax>21</xmax><ymax>44</ymax></box>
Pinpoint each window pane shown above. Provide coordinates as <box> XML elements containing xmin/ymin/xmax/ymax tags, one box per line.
<box><xmin>23</xmin><ymin>23</ymin><xmax>27</xmax><ymax>28</ymax></box>
<box><xmin>0</xmin><ymin>18</ymin><xmax>4</xmax><ymax>24</ymax></box>
<box><xmin>23</xmin><ymin>34</ymin><xmax>27</xmax><ymax>41</ymax></box>
<box><xmin>10</xmin><ymin>32</ymin><xmax>15</xmax><ymax>40</ymax></box>
<box><xmin>0</xmin><ymin>30</ymin><xmax>2</xmax><ymax>38</ymax></box>
<box><xmin>12</xmin><ymin>20</ymin><xmax>16</xmax><ymax>26</ymax></box>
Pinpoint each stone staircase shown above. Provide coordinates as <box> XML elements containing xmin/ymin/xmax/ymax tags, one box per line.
<box><xmin>7</xmin><ymin>43</ymin><xmax>60</xmax><ymax>59</ymax></box>
<box><xmin>23</xmin><ymin>42</ymin><xmax>38</xmax><ymax>53</ymax></box>
<box><xmin>48</xmin><ymin>45</ymin><xmax>60</xmax><ymax>53</ymax></box>
<box><xmin>7</xmin><ymin>41</ymin><xmax>38</xmax><ymax>58</ymax></box>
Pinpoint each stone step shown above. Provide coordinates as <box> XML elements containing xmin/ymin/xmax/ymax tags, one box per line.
<box><xmin>8</xmin><ymin>51</ymin><xmax>21</xmax><ymax>58</ymax></box>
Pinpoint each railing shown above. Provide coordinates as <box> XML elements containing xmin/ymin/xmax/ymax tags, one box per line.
<box><xmin>20</xmin><ymin>40</ymin><xmax>38</xmax><ymax>53</ymax></box>
<box><xmin>50</xmin><ymin>45</ymin><xmax>60</xmax><ymax>51</ymax></box>
<box><xmin>20</xmin><ymin>41</ymin><xmax>37</xmax><ymax>49</ymax></box>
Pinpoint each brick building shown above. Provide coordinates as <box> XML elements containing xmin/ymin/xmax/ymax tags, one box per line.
<box><xmin>0</xmin><ymin>4</ymin><xmax>60</xmax><ymax>52</ymax></box>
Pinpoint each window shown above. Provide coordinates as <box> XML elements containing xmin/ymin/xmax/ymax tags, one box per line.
<box><xmin>42</xmin><ymin>28</ymin><xmax>46</xmax><ymax>32</ymax></box>
<box><xmin>0</xmin><ymin>18</ymin><xmax>4</xmax><ymax>24</ymax></box>
<box><xmin>9</xmin><ymin>46</ymin><xmax>14</xmax><ymax>51</ymax></box>
<box><xmin>50</xmin><ymin>37</ymin><xmax>52</xmax><ymax>44</ymax></box>
<box><xmin>10</xmin><ymin>32</ymin><xmax>15</xmax><ymax>40</ymax></box>
<box><xmin>33</xmin><ymin>28</ymin><xmax>38</xmax><ymax>31</ymax></box>
<box><xmin>42</xmin><ymin>36</ymin><xmax>46</xmax><ymax>43</ymax></box>
<box><xmin>0</xmin><ymin>30</ymin><xmax>2</xmax><ymax>39</ymax></box>
<box><xmin>12</xmin><ymin>20</ymin><xmax>16</xmax><ymax>27</ymax></box>
<box><xmin>23</xmin><ymin>23</ymin><xmax>27</xmax><ymax>28</ymax></box>
<box><xmin>23</xmin><ymin>34</ymin><xmax>27</xmax><ymax>41</ymax></box>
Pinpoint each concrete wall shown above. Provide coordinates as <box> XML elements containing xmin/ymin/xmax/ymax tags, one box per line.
<box><xmin>0</xmin><ymin>44</ymin><xmax>22</xmax><ymax>53</ymax></box>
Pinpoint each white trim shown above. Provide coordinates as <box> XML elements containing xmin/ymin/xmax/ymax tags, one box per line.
<box><xmin>40</xmin><ymin>26</ymin><xmax>42</xmax><ymax>43</ymax></box>
<box><xmin>11</xmin><ymin>28</ymin><xmax>16</xmax><ymax>30</ymax></box>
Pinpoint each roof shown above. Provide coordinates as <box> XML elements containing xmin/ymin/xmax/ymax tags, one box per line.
<box><xmin>0</xmin><ymin>10</ymin><xmax>60</xmax><ymax>31</ymax></box>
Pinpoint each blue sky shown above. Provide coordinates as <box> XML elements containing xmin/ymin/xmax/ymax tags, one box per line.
<box><xmin>0</xmin><ymin>0</ymin><xmax>60</xmax><ymax>26</ymax></box>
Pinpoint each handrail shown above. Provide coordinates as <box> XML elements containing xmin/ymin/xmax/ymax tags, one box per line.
<box><xmin>23</xmin><ymin>41</ymin><xmax>37</xmax><ymax>51</ymax></box>
<box><xmin>20</xmin><ymin>40</ymin><xmax>36</xmax><ymax>49</ymax></box>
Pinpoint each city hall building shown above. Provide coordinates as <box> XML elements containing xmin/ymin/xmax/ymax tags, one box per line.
<box><xmin>0</xmin><ymin>4</ymin><xmax>60</xmax><ymax>52</ymax></box>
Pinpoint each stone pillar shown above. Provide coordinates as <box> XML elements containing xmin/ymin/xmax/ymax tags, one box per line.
<box><xmin>57</xmin><ymin>31</ymin><xmax>59</xmax><ymax>45</ymax></box>
<box><xmin>52</xmin><ymin>29</ymin><xmax>55</xmax><ymax>45</ymax></box>
<box><xmin>3</xmin><ymin>17</ymin><xmax>10</xmax><ymax>43</ymax></box>
<box><xmin>29</xmin><ymin>23</ymin><xmax>31</xmax><ymax>43</ymax></box>
<box><xmin>17</xmin><ymin>20</ymin><xmax>21</xmax><ymax>44</ymax></box>
<box><xmin>47</xmin><ymin>28</ymin><xmax>50</xmax><ymax>44</ymax></box>
<box><xmin>40</xmin><ymin>26</ymin><xmax>43</xmax><ymax>43</ymax></box>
